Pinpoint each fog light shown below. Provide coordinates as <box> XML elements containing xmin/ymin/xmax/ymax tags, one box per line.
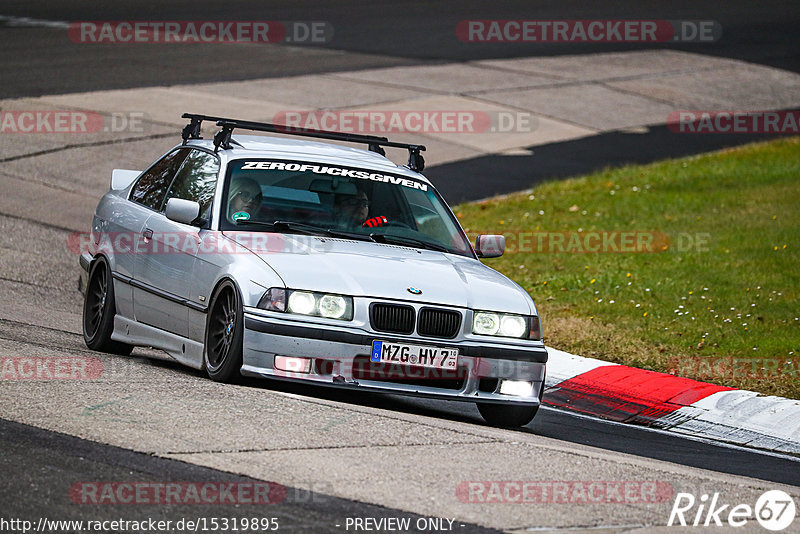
<box><xmin>274</xmin><ymin>356</ymin><xmax>312</xmax><ymax>374</ymax></box>
<box><xmin>499</xmin><ymin>379</ymin><xmax>534</xmax><ymax>397</ymax></box>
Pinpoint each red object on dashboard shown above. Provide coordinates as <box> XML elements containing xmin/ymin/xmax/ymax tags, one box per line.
<box><xmin>363</xmin><ymin>216</ymin><xmax>389</xmax><ymax>228</ymax></box>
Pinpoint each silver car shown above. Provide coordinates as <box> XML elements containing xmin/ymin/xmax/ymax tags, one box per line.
<box><xmin>79</xmin><ymin>114</ymin><xmax>547</xmax><ymax>427</ymax></box>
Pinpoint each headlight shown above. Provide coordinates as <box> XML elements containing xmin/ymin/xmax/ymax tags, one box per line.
<box><xmin>473</xmin><ymin>311</ymin><xmax>539</xmax><ymax>339</ymax></box>
<box><xmin>473</xmin><ymin>312</ymin><xmax>500</xmax><ymax>335</ymax></box>
<box><xmin>258</xmin><ymin>288</ymin><xmax>353</xmax><ymax>321</ymax></box>
<box><xmin>318</xmin><ymin>294</ymin><xmax>348</xmax><ymax>319</ymax></box>
<box><xmin>288</xmin><ymin>291</ymin><xmax>316</xmax><ymax>315</ymax></box>
<box><xmin>500</xmin><ymin>315</ymin><xmax>527</xmax><ymax>338</ymax></box>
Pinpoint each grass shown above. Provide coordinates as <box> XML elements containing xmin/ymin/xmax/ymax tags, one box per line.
<box><xmin>455</xmin><ymin>137</ymin><xmax>800</xmax><ymax>398</ymax></box>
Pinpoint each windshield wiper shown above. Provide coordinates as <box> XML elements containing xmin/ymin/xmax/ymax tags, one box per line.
<box><xmin>369</xmin><ymin>233</ymin><xmax>449</xmax><ymax>253</ymax></box>
<box><xmin>269</xmin><ymin>221</ymin><xmax>373</xmax><ymax>241</ymax></box>
<box><xmin>268</xmin><ymin>220</ymin><xmax>329</xmax><ymax>235</ymax></box>
<box><xmin>227</xmin><ymin>220</ymin><xmax>275</xmax><ymax>229</ymax></box>
<box><xmin>230</xmin><ymin>219</ymin><xmax>329</xmax><ymax>235</ymax></box>
<box><xmin>234</xmin><ymin>219</ymin><xmax>332</xmax><ymax>236</ymax></box>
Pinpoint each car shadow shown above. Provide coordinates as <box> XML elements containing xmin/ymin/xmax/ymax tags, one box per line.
<box><xmin>128</xmin><ymin>348</ymin><xmax>800</xmax><ymax>487</ymax></box>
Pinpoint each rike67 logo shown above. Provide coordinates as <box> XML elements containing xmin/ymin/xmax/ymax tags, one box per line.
<box><xmin>668</xmin><ymin>490</ymin><xmax>796</xmax><ymax>531</ymax></box>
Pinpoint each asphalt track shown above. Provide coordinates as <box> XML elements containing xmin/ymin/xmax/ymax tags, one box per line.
<box><xmin>3</xmin><ymin>1</ymin><xmax>798</xmax><ymax>202</ymax></box>
<box><xmin>0</xmin><ymin>418</ymin><xmax>501</xmax><ymax>533</ymax></box>
<box><xmin>1</xmin><ymin>1</ymin><xmax>799</xmax><ymax>532</ymax></box>
<box><xmin>1</xmin><ymin>0</ymin><xmax>799</xmax><ymax>98</ymax></box>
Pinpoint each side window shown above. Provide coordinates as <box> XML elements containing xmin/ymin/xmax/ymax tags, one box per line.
<box><xmin>130</xmin><ymin>148</ymin><xmax>191</xmax><ymax>210</ymax></box>
<box><xmin>162</xmin><ymin>150</ymin><xmax>220</xmax><ymax>220</ymax></box>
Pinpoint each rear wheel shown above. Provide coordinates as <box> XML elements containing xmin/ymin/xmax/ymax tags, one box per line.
<box><xmin>477</xmin><ymin>403</ymin><xmax>539</xmax><ymax>427</ymax></box>
<box><xmin>82</xmin><ymin>258</ymin><xmax>133</xmax><ymax>355</ymax></box>
<box><xmin>204</xmin><ymin>280</ymin><xmax>244</xmax><ymax>383</ymax></box>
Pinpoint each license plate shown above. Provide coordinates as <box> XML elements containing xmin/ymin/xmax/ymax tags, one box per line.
<box><xmin>371</xmin><ymin>341</ymin><xmax>458</xmax><ymax>369</ymax></box>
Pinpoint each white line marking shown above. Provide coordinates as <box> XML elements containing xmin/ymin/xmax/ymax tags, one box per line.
<box><xmin>0</xmin><ymin>15</ymin><xmax>70</xmax><ymax>29</ymax></box>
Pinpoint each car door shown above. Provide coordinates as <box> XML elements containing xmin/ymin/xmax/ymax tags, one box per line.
<box><xmin>118</xmin><ymin>148</ymin><xmax>190</xmax><ymax>320</ymax></box>
<box><xmin>133</xmin><ymin>149</ymin><xmax>220</xmax><ymax>338</ymax></box>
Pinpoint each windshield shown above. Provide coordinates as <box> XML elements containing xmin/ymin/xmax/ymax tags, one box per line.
<box><xmin>220</xmin><ymin>159</ymin><xmax>473</xmax><ymax>257</ymax></box>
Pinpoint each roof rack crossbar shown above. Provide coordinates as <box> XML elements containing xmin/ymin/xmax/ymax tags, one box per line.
<box><xmin>181</xmin><ymin>113</ymin><xmax>427</xmax><ymax>171</ymax></box>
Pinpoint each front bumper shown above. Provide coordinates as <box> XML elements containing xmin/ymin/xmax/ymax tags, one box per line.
<box><xmin>241</xmin><ymin>310</ymin><xmax>547</xmax><ymax>405</ymax></box>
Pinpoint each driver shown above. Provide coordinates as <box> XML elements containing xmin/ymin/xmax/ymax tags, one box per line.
<box><xmin>334</xmin><ymin>190</ymin><xmax>388</xmax><ymax>229</ymax></box>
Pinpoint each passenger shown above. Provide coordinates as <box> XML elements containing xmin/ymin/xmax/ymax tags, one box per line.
<box><xmin>227</xmin><ymin>177</ymin><xmax>263</xmax><ymax>221</ymax></box>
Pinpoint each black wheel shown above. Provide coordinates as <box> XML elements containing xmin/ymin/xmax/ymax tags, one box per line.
<box><xmin>477</xmin><ymin>403</ymin><xmax>539</xmax><ymax>427</ymax></box>
<box><xmin>82</xmin><ymin>258</ymin><xmax>133</xmax><ymax>355</ymax></box>
<box><xmin>204</xmin><ymin>280</ymin><xmax>244</xmax><ymax>383</ymax></box>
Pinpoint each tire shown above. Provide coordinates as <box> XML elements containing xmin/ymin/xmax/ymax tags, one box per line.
<box><xmin>477</xmin><ymin>402</ymin><xmax>539</xmax><ymax>427</ymax></box>
<box><xmin>204</xmin><ymin>280</ymin><xmax>244</xmax><ymax>383</ymax></box>
<box><xmin>82</xmin><ymin>258</ymin><xmax>133</xmax><ymax>355</ymax></box>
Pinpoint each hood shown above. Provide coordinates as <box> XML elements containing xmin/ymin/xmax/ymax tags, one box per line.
<box><xmin>226</xmin><ymin>232</ymin><xmax>533</xmax><ymax>314</ymax></box>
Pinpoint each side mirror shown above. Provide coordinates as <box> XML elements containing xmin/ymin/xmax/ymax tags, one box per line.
<box><xmin>475</xmin><ymin>235</ymin><xmax>505</xmax><ymax>258</ymax></box>
<box><xmin>165</xmin><ymin>198</ymin><xmax>201</xmax><ymax>225</ymax></box>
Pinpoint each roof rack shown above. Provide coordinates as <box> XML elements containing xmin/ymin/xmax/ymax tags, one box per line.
<box><xmin>181</xmin><ymin>113</ymin><xmax>426</xmax><ymax>171</ymax></box>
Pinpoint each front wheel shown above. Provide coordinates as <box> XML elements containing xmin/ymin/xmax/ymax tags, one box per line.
<box><xmin>477</xmin><ymin>403</ymin><xmax>539</xmax><ymax>427</ymax></box>
<box><xmin>204</xmin><ymin>280</ymin><xmax>244</xmax><ymax>383</ymax></box>
<box><xmin>82</xmin><ymin>258</ymin><xmax>133</xmax><ymax>355</ymax></box>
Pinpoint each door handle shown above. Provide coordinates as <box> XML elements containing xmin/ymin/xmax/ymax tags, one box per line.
<box><xmin>142</xmin><ymin>228</ymin><xmax>153</xmax><ymax>240</ymax></box>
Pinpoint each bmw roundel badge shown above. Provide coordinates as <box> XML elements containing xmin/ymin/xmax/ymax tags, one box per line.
<box><xmin>407</xmin><ymin>287</ymin><xmax>422</xmax><ymax>295</ymax></box>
